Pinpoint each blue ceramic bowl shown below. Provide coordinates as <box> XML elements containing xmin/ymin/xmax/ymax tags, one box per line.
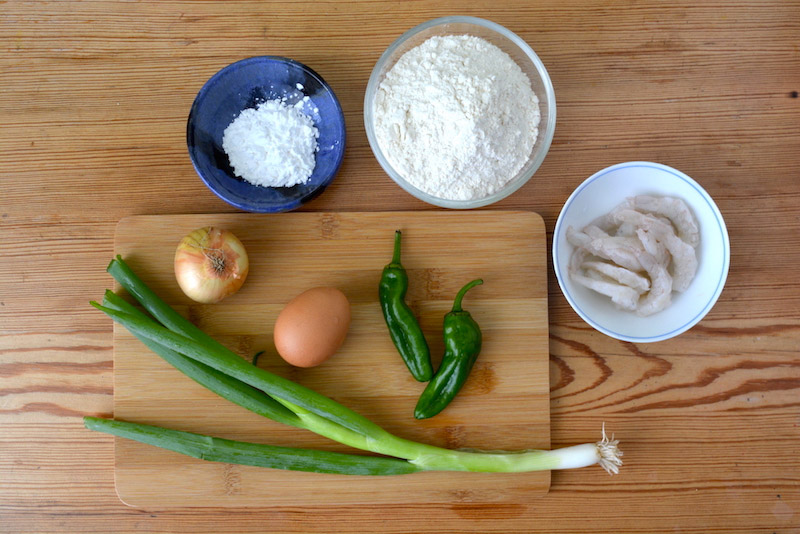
<box><xmin>187</xmin><ymin>56</ymin><xmax>346</xmax><ymax>212</ymax></box>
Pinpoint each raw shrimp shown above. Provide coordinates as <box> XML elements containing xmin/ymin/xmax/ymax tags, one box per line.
<box><xmin>587</xmin><ymin>236</ymin><xmax>644</xmax><ymax>272</ymax></box>
<box><xmin>567</xmin><ymin>227</ymin><xmax>644</xmax><ymax>272</ymax></box>
<box><xmin>590</xmin><ymin>198</ymin><xmax>633</xmax><ymax>232</ymax></box>
<box><xmin>615</xmin><ymin>222</ymin><xmax>638</xmax><ymax>237</ymax></box>
<box><xmin>568</xmin><ymin>233</ymin><xmax>641</xmax><ymax>310</ymax></box>
<box><xmin>633</xmin><ymin>195</ymin><xmax>700</xmax><ymax>247</ymax></box>
<box><xmin>583</xmin><ymin>260</ymin><xmax>651</xmax><ymax>294</ymax></box>
<box><xmin>584</xmin><ymin>225</ymin><xmax>610</xmax><ymax>239</ymax></box>
<box><xmin>635</xmin><ymin>250</ymin><xmax>673</xmax><ymax>316</ymax></box>
<box><xmin>614</xmin><ymin>209</ymin><xmax>698</xmax><ymax>292</ymax></box>
<box><xmin>636</xmin><ymin>228</ymin><xmax>670</xmax><ymax>267</ymax></box>
<box><xmin>570</xmin><ymin>269</ymin><xmax>640</xmax><ymax>311</ymax></box>
<box><xmin>568</xmin><ymin>243</ymin><xmax>591</xmax><ymax>274</ymax></box>
<box><xmin>565</xmin><ymin>194</ymin><xmax>700</xmax><ymax>315</ymax></box>
<box><xmin>566</xmin><ymin>226</ymin><xmax>591</xmax><ymax>248</ymax></box>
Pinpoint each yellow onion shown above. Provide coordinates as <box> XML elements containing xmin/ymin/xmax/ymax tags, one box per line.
<box><xmin>174</xmin><ymin>227</ymin><xmax>249</xmax><ymax>303</ymax></box>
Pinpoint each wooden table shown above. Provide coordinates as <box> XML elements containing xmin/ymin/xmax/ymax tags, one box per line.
<box><xmin>2</xmin><ymin>1</ymin><xmax>798</xmax><ymax>532</ymax></box>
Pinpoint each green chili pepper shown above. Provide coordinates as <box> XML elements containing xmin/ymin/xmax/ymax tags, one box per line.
<box><xmin>379</xmin><ymin>230</ymin><xmax>432</xmax><ymax>382</ymax></box>
<box><xmin>414</xmin><ymin>279</ymin><xmax>483</xmax><ymax>420</ymax></box>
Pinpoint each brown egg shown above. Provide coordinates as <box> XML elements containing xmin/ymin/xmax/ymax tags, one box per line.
<box><xmin>273</xmin><ymin>287</ymin><xmax>351</xmax><ymax>368</ymax></box>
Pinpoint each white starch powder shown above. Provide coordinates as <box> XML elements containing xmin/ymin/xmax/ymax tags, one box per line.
<box><xmin>222</xmin><ymin>99</ymin><xmax>319</xmax><ymax>188</ymax></box>
<box><xmin>374</xmin><ymin>35</ymin><xmax>540</xmax><ymax>201</ymax></box>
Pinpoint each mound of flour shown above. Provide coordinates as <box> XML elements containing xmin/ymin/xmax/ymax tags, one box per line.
<box><xmin>373</xmin><ymin>35</ymin><xmax>540</xmax><ymax>201</ymax></box>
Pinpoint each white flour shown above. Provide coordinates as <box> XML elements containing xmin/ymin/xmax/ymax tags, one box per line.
<box><xmin>222</xmin><ymin>99</ymin><xmax>319</xmax><ymax>188</ymax></box>
<box><xmin>374</xmin><ymin>35</ymin><xmax>540</xmax><ymax>201</ymax></box>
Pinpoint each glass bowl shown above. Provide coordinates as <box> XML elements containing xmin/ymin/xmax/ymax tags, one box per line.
<box><xmin>364</xmin><ymin>16</ymin><xmax>556</xmax><ymax>209</ymax></box>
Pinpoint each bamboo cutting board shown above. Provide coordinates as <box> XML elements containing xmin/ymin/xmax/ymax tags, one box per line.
<box><xmin>112</xmin><ymin>211</ymin><xmax>550</xmax><ymax>507</ymax></box>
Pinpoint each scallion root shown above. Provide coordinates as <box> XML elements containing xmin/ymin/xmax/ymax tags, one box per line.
<box><xmin>596</xmin><ymin>424</ymin><xmax>623</xmax><ymax>475</ymax></box>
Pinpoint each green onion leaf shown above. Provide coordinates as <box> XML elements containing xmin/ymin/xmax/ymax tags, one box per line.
<box><xmin>84</xmin><ymin>416</ymin><xmax>421</xmax><ymax>476</ymax></box>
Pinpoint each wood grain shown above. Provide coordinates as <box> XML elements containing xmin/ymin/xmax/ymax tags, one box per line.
<box><xmin>1</xmin><ymin>0</ymin><xmax>799</xmax><ymax>532</ymax></box>
<box><xmin>112</xmin><ymin>212</ymin><xmax>551</xmax><ymax>506</ymax></box>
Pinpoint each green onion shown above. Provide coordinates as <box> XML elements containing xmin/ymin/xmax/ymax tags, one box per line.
<box><xmin>101</xmin><ymin>290</ymin><xmax>387</xmax><ymax>454</ymax></box>
<box><xmin>106</xmin><ymin>256</ymin><xmax>386</xmax><ymax>441</ymax></box>
<box><xmin>90</xmin><ymin>256</ymin><xmax>622</xmax><ymax>475</ymax></box>
<box><xmin>100</xmin><ymin>291</ymin><xmax>419</xmax><ymax>470</ymax></box>
<box><xmin>101</xmin><ymin>290</ymin><xmax>302</xmax><ymax>428</ymax></box>
<box><xmin>84</xmin><ymin>417</ymin><xmax>421</xmax><ymax>476</ymax></box>
<box><xmin>92</xmin><ymin>301</ymin><xmax>390</xmax><ymax>452</ymax></box>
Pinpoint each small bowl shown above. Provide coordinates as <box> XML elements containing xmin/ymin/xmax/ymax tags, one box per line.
<box><xmin>553</xmin><ymin>162</ymin><xmax>730</xmax><ymax>343</ymax></box>
<box><xmin>364</xmin><ymin>16</ymin><xmax>556</xmax><ymax>209</ymax></box>
<box><xmin>187</xmin><ymin>56</ymin><xmax>346</xmax><ymax>213</ymax></box>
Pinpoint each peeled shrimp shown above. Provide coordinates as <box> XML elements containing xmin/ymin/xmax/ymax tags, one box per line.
<box><xmin>591</xmin><ymin>198</ymin><xmax>633</xmax><ymax>232</ymax></box>
<box><xmin>635</xmin><ymin>228</ymin><xmax>671</xmax><ymax>267</ymax></box>
<box><xmin>583</xmin><ymin>260</ymin><xmax>651</xmax><ymax>294</ymax></box>
<box><xmin>566</xmin><ymin>194</ymin><xmax>701</xmax><ymax>316</ymax></box>
<box><xmin>613</xmin><ymin>209</ymin><xmax>698</xmax><ymax>292</ymax></box>
<box><xmin>567</xmin><ymin>227</ymin><xmax>644</xmax><ymax>272</ymax></box>
<box><xmin>566</xmin><ymin>226</ymin><xmax>591</xmax><ymax>248</ymax></box>
<box><xmin>568</xmin><ymin>244</ymin><xmax>640</xmax><ymax>310</ymax></box>
<box><xmin>570</xmin><ymin>270</ymin><xmax>641</xmax><ymax>311</ymax></box>
<box><xmin>588</xmin><ymin>236</ymin><xmax>644</xmax><ymax>272</ymax></box>
<box><xmin>634</xmin><ymin>250</ymin><xmax>673</xmax><ymax>316</ymax></box>
<box><xmin>632</xmin><ymin>195</ymin><xmax>700</xmax><ymax>248</ymax></box>
<box><xmin>615</xmin><ymin>221</ymin><xmax>638</xmax><ymax>237</ymax></box>
<box><xmin>583</xmin><ymin>224</ymin><xmax>610</xmax><ymax>239</ymax></box>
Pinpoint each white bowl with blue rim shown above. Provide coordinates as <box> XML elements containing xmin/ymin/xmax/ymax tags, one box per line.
<box><xmin>553</xmin><ymin>161</ymin><xmax>730</xmax><ymax>343</ymax></box>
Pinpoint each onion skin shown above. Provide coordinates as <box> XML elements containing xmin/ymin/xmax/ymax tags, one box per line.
<box><xmin>174</xmin><ymin>227</ymin><xmax>249</xmax><ymax>303</ymax></box>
